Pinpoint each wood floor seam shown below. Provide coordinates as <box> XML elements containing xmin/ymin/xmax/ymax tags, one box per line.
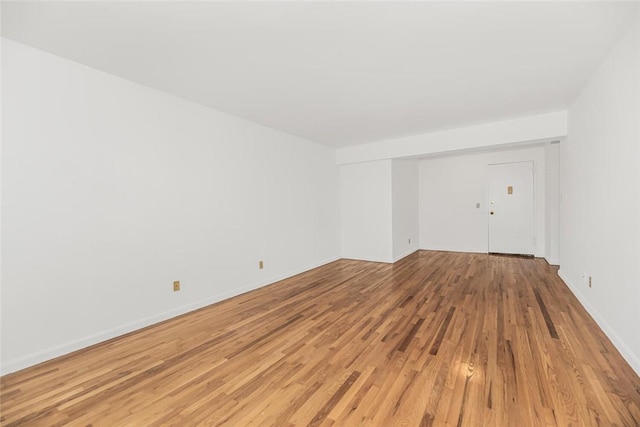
<box><xmin>1</xmin><ymin>251</ymin><xmax>639</xmax><ymax>426</ymax></box>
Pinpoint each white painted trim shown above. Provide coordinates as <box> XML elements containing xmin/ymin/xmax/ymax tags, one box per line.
<box><xmin>419</xmin><ymin>246</ymin><xmax>486</xmax><ymax>254</ymax></box>
<box><xmin>340</xmin><ymin>257</ymin><xmax>392</xmax><ymax>264</ymax></box>
<box><xmin>0</xmin><ymin>256</ymin><xmax>340</xmax><ymax>375</ymax></box>
<box><xmin>558</xmin><ymin>269</ymin><xmax>640</xmax><ymax>376</ymax></box>
<box><xmin>393</xmin><ymin>248</ymin><xmax>419</xmax><ymax>263</ymax></box>
<box><xmin>544</xmin><ymin>257</ymin><xmax>559</xmax><ymax>266</ymax></box>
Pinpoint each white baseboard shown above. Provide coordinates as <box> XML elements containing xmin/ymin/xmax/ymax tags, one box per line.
<box><xmin>393</xmin><ymin>248</ymin><xmax>419</xmax><ymax>263</ymax></box>
<box><xmin>419</xmin><ymin>246</ymin><xmax>485</xmax><ymax>254</ymax></box>
<box><xmin>544</xmin><ymin>256</ymin><xmax>560</xmax><ymax>265</ymax></box>
<box><xmin>340</xmin><ymin>255</ymin><xmax>393</xmax><ymax>263</ymax></box>
<box><xmin>0</xmin><ymin>256</ymin><xmax>340</xmax><ymax>376</ymax></box>
<box><xmin>558</xmin><ymin>269</ymin><xmax>640</xmax><ymax>376</ymax></box>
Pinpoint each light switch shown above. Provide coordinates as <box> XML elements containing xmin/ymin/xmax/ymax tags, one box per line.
<box><xmin>507</xmin><ymin>186</ymin><xmax>513</xmax><ymax>194</ymax></box>
<box><xmin>476</xmin><ymin>202</ymin><xmax>480</xmax><ymax>208</ymax></box>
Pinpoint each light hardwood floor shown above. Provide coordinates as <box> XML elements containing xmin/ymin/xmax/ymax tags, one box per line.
<box><xmin>1</xmin><ymin>251</ymin><xmax>639</xmax><ymax>426</ymax></box>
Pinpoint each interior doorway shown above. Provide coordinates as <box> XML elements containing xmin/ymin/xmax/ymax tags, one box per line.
<box><xmin>487</xmin><ymin>161</ymin><xmax>535</xmax><ymax>256</ymax></box>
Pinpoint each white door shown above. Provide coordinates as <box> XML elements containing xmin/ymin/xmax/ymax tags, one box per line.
<box><xmin>487</xmin><ymin>161</ymin><xmax>535</xmax><ymax>255</ymax></box>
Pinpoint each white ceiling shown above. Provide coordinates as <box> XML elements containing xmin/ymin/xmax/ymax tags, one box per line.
<box><xmin>2</xmin><ymin>1</ymin><xmax>637</xmax><ymax>148</ymax></box>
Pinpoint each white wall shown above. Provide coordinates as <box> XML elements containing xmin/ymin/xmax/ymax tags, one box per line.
<box><xmin>545</xmin><ymin>142</ymin><xmax>561</xmax><ymax>265</ymax></box>
<box><xmin>419</xmin><ymin>145</ymin><xmax>546</xmax><ymax>256</ymax></box>
<box><xmin>0</xmin><ymin>37</ymin><xmax>4</xmax><ymax>368</ymax></box>
<box><xmin>391</xmin><ymin>160</ymin><xmax>419</xmax><ymax>261</ymax></box>
<box><xmin>559</xmin><ymin>12</ymin><xmax>640</xmax><ymax>374</ymax></box>
<box><xmin>1</xmin><ymin>39</ymin><xmax>341</xmax><ymax>374</ymax></box>
<box><xmin>337</xmin><ymin>111</ymin><xmax>567</xmax><ymax>165</ymax></box>
<box><xmin>340</xmin><ymin>160</ymin><xmax>393</xmax><ymax>263</ymax></box>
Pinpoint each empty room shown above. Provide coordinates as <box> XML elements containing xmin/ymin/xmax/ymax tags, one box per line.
<box><xmin>1</xmin><ymin>1</ymin><xmax>639</xmax><ymax>426</ymax></box>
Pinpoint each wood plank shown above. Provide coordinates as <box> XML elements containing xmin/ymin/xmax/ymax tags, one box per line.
<box><xmin>1</xmin><ymin>251</ymin><xmax>639</xmax><ymax>426</ymax></box>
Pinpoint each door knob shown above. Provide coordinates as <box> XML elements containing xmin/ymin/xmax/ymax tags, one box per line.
<box><xmin>490</xmin><ymin>211</ymin><xmax>494</xmax><ymax>215</ymax></box>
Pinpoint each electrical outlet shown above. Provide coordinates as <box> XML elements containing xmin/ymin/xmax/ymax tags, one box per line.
<box><xmin>588</xmin><ymin>276</ymin><xmax>592</xmax><ymax>288</ymax></box>
<box><xmin>259</xmin><ymin>261</ymin><xmax>264</xmax><ymax>269</ymax></box>
<box><xmin>173</xmin><ymin>280</ymin><xmax>180</xmax><ymax>292</ymax></box>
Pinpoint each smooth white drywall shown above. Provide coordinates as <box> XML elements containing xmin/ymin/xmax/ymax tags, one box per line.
<box><xmin>545</xmin><ymin>143</ymin><xmax>561</xmax><ymax>265</ymax></box>
<box><xmin>0</xmin><ymin>36</ymin><xmax>4</xmax><ymax>367</ymax></box>
<box><xmin>559</xmin><ymin>12</ymin><xmax>640</xmax><ymax>375</ymax></box>
<box><xmin>1</xmin><ymin>39</ymin><xmax>340</xmax><ymax>374</ymax></box>
<box><xmin>392</xmin><ymin>160</ymin><xmax>419</xmax><ymax>261</ymax></box>
<box><xmin>4</xmin><ymin>2</ymin><xmax>635</xmax><ymax>147</ymax></box>
<box><xmin>336</xmin><ymin>111</ymin><xmax>567</xmax><ymax>165</ymax></box>
<box><xmin>340</xmin><ymin>160</ymin><xmax>393</xmax><ymax>263</ymax></box>
<box><xmin>418</xmin><ymin>146</ymin><xmax>546</xmax><ymax>256</ymax></box>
